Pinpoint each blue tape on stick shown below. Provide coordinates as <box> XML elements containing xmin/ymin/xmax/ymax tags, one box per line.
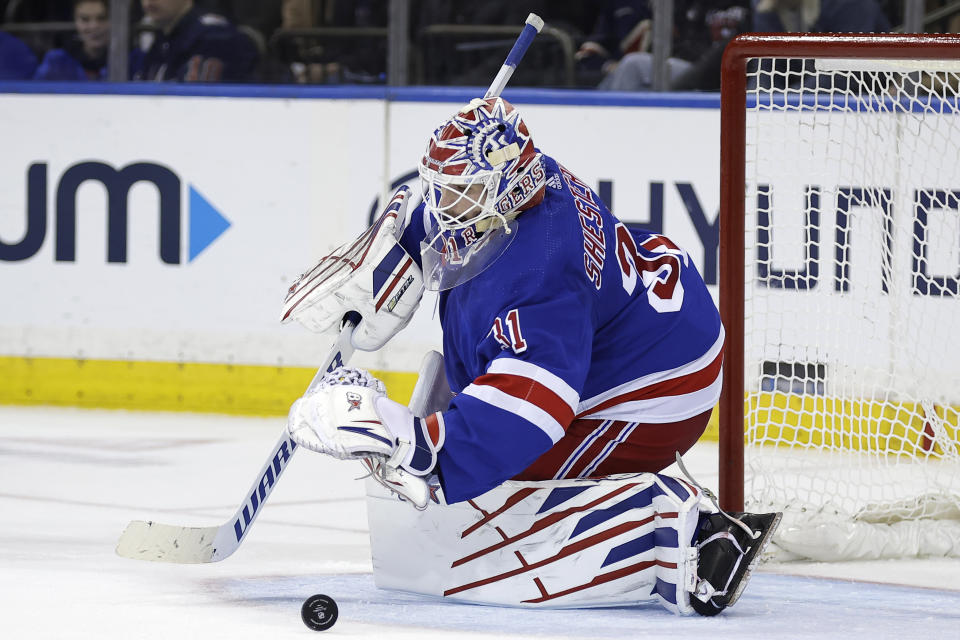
<box><xmin>504</xmin><ymin>23</ymin><xmax>540</xmax><ymax>68</ymax></box>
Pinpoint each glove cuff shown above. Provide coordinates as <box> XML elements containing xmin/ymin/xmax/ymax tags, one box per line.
<box><xmin>375</xmin><ymin>397</ymin><xmax>444</xmax><ymax>476</ymax></box>
<box><xmin>407</xmin><ymin>412</ymin><xmax>445</xmax><ymax>475</ymax></box>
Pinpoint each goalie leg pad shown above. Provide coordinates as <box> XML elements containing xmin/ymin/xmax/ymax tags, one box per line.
<box><xmin>365</xmin><ymin>472</ymin><xmax>705</xmax><ymax>613</ymax></box>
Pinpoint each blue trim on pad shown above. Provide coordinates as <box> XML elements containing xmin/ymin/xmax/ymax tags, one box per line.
<box><xmin>372</xmin><ymin>244</ymin><xmax>406</xmax><ymax>296</ymax></box>
<box><xmin>537</xmin><ymin>486</ymin><xmax>592</xmax><ymax>514</ymax></box>
<box><xmin>569</xmin><ymin>485</ymin><xmax>662</xmax><ymax>539</ymax></box>
<box><xmin>654</xmin><ymin>578</ymin><xmax>678</xmax><ymax>605</ymax></box>
<box><xmin>601</xmin><ymin>531</ymin><xmax>656</xmax><ymax>568</ymax></box>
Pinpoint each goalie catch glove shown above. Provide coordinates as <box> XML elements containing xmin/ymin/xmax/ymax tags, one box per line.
<box><xmin>281</xmin><ymin>187</ymin><xmax>424</xmax><ymax>352</ymax></box>
<box><xmin>286</xmin><ymin>367</ymin><xmax>445</xmax><ymax>509</ymax></box>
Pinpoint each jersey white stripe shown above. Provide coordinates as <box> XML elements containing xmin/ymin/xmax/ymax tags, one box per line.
<box><xmin>552</xmin><ymin>419</ymin><xmax>615</xmax><ymax>480</ymax></box>
<box><xmin>578</xmin><ymin>421</ymin><xmax>641</xmax><ymax>478</ymax></box>
<box><xmin>487</xmin><ymin>357</ymin><xmax>580</xmax><ymax>412</ymax></box>
<box><xmin>581</xmin><ymin>370</ymin><xmax>722</xmax><ymax>423</ymax></box>
<box><xmin>462</xmin><ymin>383</ymin><xmax>567</xmax><ymax>443</ymax></box>
<box><xmin>577</xmin><ymin>326</ymin><xmax>724</xmax><ymax>415</ymax></box>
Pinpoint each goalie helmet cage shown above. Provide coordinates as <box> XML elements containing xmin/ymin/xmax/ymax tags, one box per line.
<box><xmin>719</xmin><ymin>33</ymin><xmax>960</xmax><ymax>560</ymax></box>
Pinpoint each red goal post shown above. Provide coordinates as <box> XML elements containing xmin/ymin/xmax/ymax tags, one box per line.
<box><xmin>718</xmin><ymin>34</ymin><xmax>960</xmax><ymax>559</ymax></box>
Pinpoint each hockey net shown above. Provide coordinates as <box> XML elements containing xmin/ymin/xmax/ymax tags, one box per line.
<box><xmin>719</xmin><ymin>34</ymin><xmax>960</xmax><ymax>560</ymax></box>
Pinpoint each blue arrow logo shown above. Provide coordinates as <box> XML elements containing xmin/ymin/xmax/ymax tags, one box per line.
<box><xmin>189</xmin><ymin>185</ymin><xmax>231</xmax><ymax>261</ymax></box>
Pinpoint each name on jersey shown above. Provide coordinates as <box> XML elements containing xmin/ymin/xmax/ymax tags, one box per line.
<box><xmin>560</xmin><ymin>164</ymin><xmax>605</xmax><ymax>289</ymax></box>
<box><xmin>496</xmin><ymin>159</ymin><xmax>546</xmax><ymax>214</ymax></box>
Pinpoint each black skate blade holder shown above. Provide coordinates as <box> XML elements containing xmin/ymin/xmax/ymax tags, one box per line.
<box><xmin>674</xmin><ymin>452</ymin><xmax>760</xmax><ymax>541</ymax></box>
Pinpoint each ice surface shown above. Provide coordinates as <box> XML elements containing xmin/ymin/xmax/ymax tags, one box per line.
<box><xmin>2</xmin><ymin>406</ymin><xmax>957</xmax><ymax>639</ymax></box>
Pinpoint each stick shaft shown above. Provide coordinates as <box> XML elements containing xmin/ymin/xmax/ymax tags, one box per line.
<box><xmin>221</xmin><ymin>317</ymin><xmax>357</xmax><ymax>546</ymax></box>
<box><xmin>116</xmin><ymin>319</ymin><xmax>356</xmax><ymax>563</ymax></box>
<box><xmin>484</xmin><ymin>13</ymin><xmax>544</xmax><ymax>99</ymax></box>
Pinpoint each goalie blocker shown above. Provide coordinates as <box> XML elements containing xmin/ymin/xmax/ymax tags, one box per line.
<box><xmin>281</xmin><ymin>186</ymin><xmax>424</xmax><ymax>353</ymax></box>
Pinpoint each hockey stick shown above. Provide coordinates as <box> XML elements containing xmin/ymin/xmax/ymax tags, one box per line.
<box><xmin>484</xmin><ymin>13</ymin><xmax>544</xmax><ymax>99</ymax></box>
<box><xmin>115</xmin><ymin>316</ymin><xmax>357</xmax><ymax>563</ymax></box>
<box><xmin>115</xmin><ymin>16</ymin><xmax>544</xmax><ymax>564</ymax></box>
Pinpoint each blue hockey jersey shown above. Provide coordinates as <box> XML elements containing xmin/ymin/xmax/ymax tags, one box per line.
<box><xmin>400</xmin><ymin>154</ymin><xmax>723</xmax><ymax>503</ymax></box>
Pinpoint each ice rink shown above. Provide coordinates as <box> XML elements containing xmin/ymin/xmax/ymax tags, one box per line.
<box><xmin>3</xmin><ymin>405</ymin><xmax>959</xmax><ymax>639</ymax></box>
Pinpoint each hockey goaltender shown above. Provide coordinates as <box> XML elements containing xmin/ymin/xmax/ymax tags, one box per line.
<box><xmin>282</xmin><ymin>94</ymin><xmax>781</xmax><ymax>617</ymax></box>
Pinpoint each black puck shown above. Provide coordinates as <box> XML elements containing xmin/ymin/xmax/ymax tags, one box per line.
<box><xmin>301</xmin><ymin>593</ymin><xmax>338</xmax><ymax>632</ymax></box>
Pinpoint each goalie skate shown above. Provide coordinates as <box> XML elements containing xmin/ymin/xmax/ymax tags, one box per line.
<box><xmin>691</xmin><ymin>511</ymin><xmax>782</xmax><ymax>616</ymax></box>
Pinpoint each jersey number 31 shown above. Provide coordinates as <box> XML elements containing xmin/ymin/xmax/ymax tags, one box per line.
<box><xmin>615</xmin><ymin>223</ymin><xmax>686</xmax><ymax>313</ymax></box>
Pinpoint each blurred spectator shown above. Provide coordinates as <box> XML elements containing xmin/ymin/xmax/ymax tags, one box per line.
<box><xmin>276</xmin><ymin>0</ymin><xmax>388</xmax><ymax>84</ymax></box>
<box><xmin>575</xmin><ymin>0</ymin><xmax>651</xmax><ymax>87</ymax></box>
<box><xmin>0</xmin><ymin>30</ymin><xmax>37</xmax><ymax>79</ymax></box>
<box><xmin>34</xmin><ymin>0</ymin><xmax>144</xmax><ymax>81</ymax></box>
<box><xmin>136</xmin><ymin>0</ymin><xmax>259</xmax><ymax>82</ymax></box>
<box><xmin>753</xmin><ymin>0</ymin><xmax>891</xmax><ymax>33</ymax></box>
<box><xmin>282</xmin><ymin>0</ymin><xmax>315</xmax><ymax>28</ymax></box>
<box><xmin>412</xmin><ymin>0</ymin><xmax>548</xmax><ymax>28</ymax></box>
<box><xmin>202</xmin><ymin>0</ymin><xmax>281</xmax><ymax>40</ymax></box>
<box><xmin>751</xmin><ymin>0</ymin><xmax>892</xmax><ymax>92</ymax></box>
<box><xmin>3</xmin><ymin>0</ymin><xmax>75</xmax><ymax>55</ymax></box>
<box><xmin>414</xmin><ymin>1</ymin><xmax>556</xmax><ymax>86</ymax></box>
<box><xmin>583</xmin><ymin>1</ymin><xmax>750</xmax><ymax>92</ymax></box>
<box><xmin>3</xmin><ymin>0</ymin><xmax>74</xmax><ymax>22</ymax></box>
<box><xmin>540</xmin><ymin>2</ymin><xmax>600</xmax><ymax>41</ymax></box>
<box><xmin>670</xmin><ymin>2</ymin><xmax>751</xmax><ymax>91</ymax></box>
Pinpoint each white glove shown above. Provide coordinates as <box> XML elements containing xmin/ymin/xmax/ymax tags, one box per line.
<box><xmin>287</xmin><ymin>367</ymin><xmax>444</xmax><ymax>477</ymax></box>
<box><xmin>281</xmin><ymin>187</ymin><xmax>424</xmax><ymax>351</ymax></box>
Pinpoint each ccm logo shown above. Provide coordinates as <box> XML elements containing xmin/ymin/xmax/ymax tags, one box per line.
<box><xmin>1</xmin><ymin>161</ymin><xmax>230</xmax><ymax>264</ymax></box>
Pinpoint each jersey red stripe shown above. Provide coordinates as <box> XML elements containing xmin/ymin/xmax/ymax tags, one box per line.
<box><xmin>424</xmin><ymin>412</ymin><xmax>443</xmax><ymax>448</ymax></box>
<box><xmin>578</xmin><ymin>350</ymin><xmax>723</xmax><ymax>418</ymax></box>
<box><xmin>473</xmin><ymin>372</ymin><xmax>575</xmax><ymax>429</ymax></box>
<box><xmin>562</xmin><ymin>421</ymin><xmax>630</xmax><ymax>478</ymax></box>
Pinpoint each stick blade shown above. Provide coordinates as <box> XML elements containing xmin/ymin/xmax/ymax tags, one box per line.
<box><xmin>116</xmin><ymin>520</ymin><xmax>222</xmax><ymax>564</ymax></box>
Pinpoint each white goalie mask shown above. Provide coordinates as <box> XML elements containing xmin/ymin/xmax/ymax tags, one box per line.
<box><xmin>418</xmin><ymin>97</ymin><xmax>546</xmax><ymax>291</ymax></box>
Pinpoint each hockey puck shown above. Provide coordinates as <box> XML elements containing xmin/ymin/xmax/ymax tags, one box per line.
<box><xmin>301</xmin><ymin>594</ymin><xmax>338</xmax><ymax>631</ymax></box>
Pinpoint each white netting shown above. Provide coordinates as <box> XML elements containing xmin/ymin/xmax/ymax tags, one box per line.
<box><xmin>743</xmin><ymin>55</ymin><xmax>960</xmax><ymax>559</ymax></box>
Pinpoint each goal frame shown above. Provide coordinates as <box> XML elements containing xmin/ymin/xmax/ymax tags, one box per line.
<box><xmin>718</xmin><ymin>33</ymin><xmax>960</xmax><ymax>512</ymax></box>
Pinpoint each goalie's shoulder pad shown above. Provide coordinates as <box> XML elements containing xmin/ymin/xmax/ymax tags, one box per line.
<box><xmin>281</xmin><ymin>187</ymin><xmax>424</xmax><ymax>351</ymax></box>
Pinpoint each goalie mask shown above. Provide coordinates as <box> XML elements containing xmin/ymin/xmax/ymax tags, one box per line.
<box><xmin>418</xmin><ymin>97</ymin><xmax>546</xmax><ymax>291</ymax></box>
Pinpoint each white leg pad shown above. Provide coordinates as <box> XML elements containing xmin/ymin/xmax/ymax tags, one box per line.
<box><xmin>365</xmin><ymin>472</ymin><xmax>704</xmax><ymax>614</ymax></box>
